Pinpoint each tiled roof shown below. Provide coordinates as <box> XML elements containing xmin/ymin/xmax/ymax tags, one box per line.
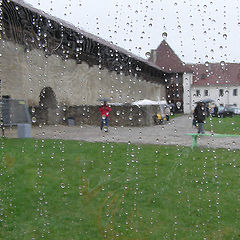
<box><xmin>187</xmin><ymin>63</ymin><xmax>240</xmax><ymax>86</ymax></box>
<box><xmin>150</xmin><ymin>40</ymin><xmax>192</xmax><ymax>73</ymax></box>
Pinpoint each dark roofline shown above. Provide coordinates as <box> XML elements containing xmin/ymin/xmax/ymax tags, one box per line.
<box><xmin>10</xmin><ymin>0</ymin><xmax>168</xmax><ymax>75</ymax></box>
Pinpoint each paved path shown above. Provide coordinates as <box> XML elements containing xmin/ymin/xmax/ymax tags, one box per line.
<box><xmin>3</xmin><ymin>115</ymin><xmax>240</xmax><ymax>149</ymax></box>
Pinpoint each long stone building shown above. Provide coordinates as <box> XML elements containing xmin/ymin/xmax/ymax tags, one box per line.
<box><xmin>1</xmin><ymin>0</ymin><xmax>171</xmax><ymax>114</ymax></box>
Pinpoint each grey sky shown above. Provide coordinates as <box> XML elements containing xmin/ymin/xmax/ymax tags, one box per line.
<box><xmin>25</xmin><ymin>0</ymin><xmax>240</xmax><ymax>64</ymax></box>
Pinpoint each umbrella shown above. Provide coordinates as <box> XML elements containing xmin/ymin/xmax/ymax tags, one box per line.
<box><xmin>132</xmin><ymin>99</ymin><xmax>160</xmax><ymax>106</ymax></box>
<box><xmin>195</xmin><ymin>98</ymin><xmax>214</xmax><ymax>104</ymax></box>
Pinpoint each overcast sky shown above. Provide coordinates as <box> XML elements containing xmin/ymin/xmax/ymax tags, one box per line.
<box><xmin>24</xmin><ymin>0</ymin><xmax>240</xmax><ymax>64</ymax></box>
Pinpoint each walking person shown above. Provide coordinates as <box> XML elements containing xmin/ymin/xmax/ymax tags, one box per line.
<box><xmin>193</xmin><ymin>102</ymin><xmax>206</xmax><ymax>134</ymax></box>
<box><xmin>98</xmin><ymin>101</ymin><xmax>112</xmax><ymax>132</ymax></box>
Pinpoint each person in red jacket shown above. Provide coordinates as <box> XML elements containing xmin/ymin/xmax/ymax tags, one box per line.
<box><xmin>98</xmin><ymin>101</ymin><xmax>112</xmax><ymax>131</ymax></box>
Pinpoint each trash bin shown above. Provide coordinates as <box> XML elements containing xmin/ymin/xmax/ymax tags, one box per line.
<box><xmin>17</xmin><ymin>123</ymin><xmax>32</xmax><ymax>138</ymax></box>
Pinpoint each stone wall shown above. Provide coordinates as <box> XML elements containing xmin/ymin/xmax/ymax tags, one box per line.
<box><xmin>66</xmin><ymin>105</ymin><xmax>158</xmax><ymax>127</ymax></box>
<box><xmin>1</xmin><ymin>40</ymin><xmax>166</xmax><ymax>108</ymax></box>
<box><xmin>30</xmin><ymin>104</ymin><xmax>162</xmax><ymax>127</ymax></box>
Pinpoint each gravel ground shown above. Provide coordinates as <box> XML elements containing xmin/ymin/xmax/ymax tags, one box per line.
<box><xmin>3</xmin><ymin>115</ymin><xmax>240</xmax><ymax>149</ymax></box>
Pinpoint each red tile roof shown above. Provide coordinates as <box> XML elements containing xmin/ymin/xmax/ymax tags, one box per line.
<box><xmin>150</xmin><ymin>40</ymin><xmax>192</xmax><ymax>73</ymax></box>
<box><xmin>187</xmin><ymin>63</ymin><xmax>240</xmax><ymax>86</ymax></box>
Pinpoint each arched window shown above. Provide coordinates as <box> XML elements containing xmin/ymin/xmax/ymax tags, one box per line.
<box><xmin>39</xmin><ymin>87</ymin><xmax>57</xmax><ymax>109</ymax></box>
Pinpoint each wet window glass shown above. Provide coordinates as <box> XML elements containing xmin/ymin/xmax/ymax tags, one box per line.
<box><xmin>233</xmin><ymin>88</ymin><xmax>238</xmax><ymax>96</ymax></box>
<box><xmin>1</xmin><ymin>0</ymin><xmax>240</xmax><ymax>239</ymax></box>
<box><xmin>219</xmin><ymin>89</ymin><xmax>224</xmax><ymax>97</ymax></box>
<box><xmin>196</xmin><ymin>89</ymin><xmax>201</xmax><ymax>97</ymax></box>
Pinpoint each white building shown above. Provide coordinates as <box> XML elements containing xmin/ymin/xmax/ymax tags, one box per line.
<box><xmin>149</xmin><ymin>41</ymin><xmax>240</xmax><ymax>114</ymax></box>
<box><xmin>188</xmin><ymin>63</ymin><xmax>240</xmax><ymax>112</ymax></box>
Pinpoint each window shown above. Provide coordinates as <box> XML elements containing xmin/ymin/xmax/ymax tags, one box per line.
<box><xmin>204</xmin><ymin>89</ymin><xmax>208</xmax><ymax>96</ymax></box>
<box><xmin>219</xmin><ymin>89</ymin><xmax>224</xmax><ymax>97</ymax></box>
<box><xmin>233</xmin><ymin>89</ymin><xmax>238</xmax><ymax>96</ymax></box>
<box><xmin>196</xmin><ymin>89</ymin><xmax>200</xmax><ymax>96</ymax></box>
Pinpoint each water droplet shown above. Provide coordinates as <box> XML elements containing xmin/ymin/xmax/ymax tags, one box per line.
<box><xmin>32</xmin><ymin>117</ymin><xmax>37</xmax><ymax>123</ymax></box>
<box><xmin>223</xmin><ymin>34</ymin><xmax>227</xmax><ymax>39</ymax></box>
<box><xmin>145</xmin><ymin>52</ymin><xmax>151</xmax><ymax>58</ymax></box>
<box><xmin>220</xmin><ymin>61</ymin><xmax>225</xmax><ymax>66</ymax></box>
<box><xmin>162</xmin><ymin>32</ymin><xmax>168</xmax><ymax>38</ymax></box>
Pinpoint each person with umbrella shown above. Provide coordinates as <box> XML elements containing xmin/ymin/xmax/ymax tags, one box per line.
<box><xmin>193</xmin><ymin>101</ymin><xmax>206</xmax><ymax>134</ymax></box>
<box><xmin>98</xmin><ymin>100</ymin><xmax>112</xmax><ymax>132</ymax></box>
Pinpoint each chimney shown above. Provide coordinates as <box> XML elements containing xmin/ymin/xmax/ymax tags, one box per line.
<box><xmin>149</xmin><ymin>49</ymin><xmax>157</xmax><ymax>63</ymax></box>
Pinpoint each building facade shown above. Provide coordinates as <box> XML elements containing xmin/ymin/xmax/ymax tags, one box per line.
<box><xmin>189</xmin><ymin>63</ymin><xmax>240</xmax><ymax>110</ymax></box>
<box><xmin>149</xmin><ymin>42</ymin><xmax>240</xmax><ymax>114</ymax></box>
<box><xmin>1</xmin><ymin>0</ymin><xmax>168</xmax><ymax>111</ymax></box>
<box><xmin>149</xmin><ymin>40</ymin><xmax>193</xmax><ymax>113</ymax></box>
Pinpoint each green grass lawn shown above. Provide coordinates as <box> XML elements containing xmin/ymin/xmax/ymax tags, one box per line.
<box><xmin>205</xmin><ymin>115</ymin><xmax>240</xmax><ymax>134</ymax></box>
<box><xmin>1</xmin><ymin>138</ymin><xmax>240</xmax><ymax>239</ymax></box>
